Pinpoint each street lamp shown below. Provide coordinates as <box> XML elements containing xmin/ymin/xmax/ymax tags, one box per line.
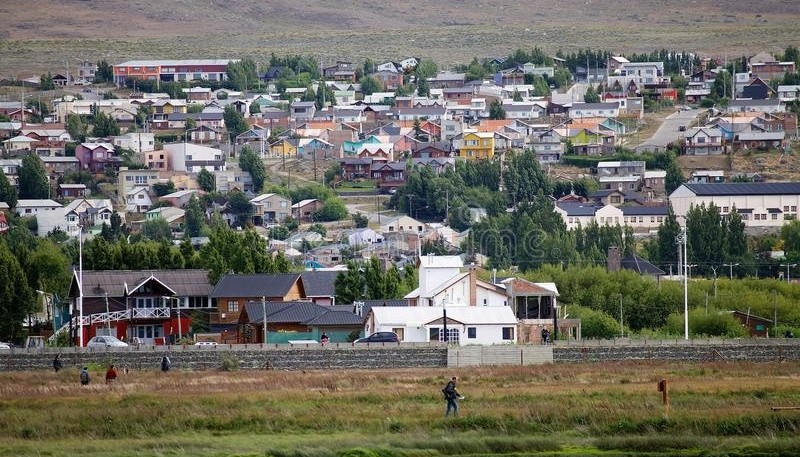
<box><xmin>724</xmin><ymin>262</ymin><xmax>740</xmax><ymax>280</ymax></box>
<box><xmin>77</xmin><ymin>223</ymin><xmax>84</xmax><ymax>347</ymax></box>
<box><xmin>780</xmin><ymin>263</ymin><xmax>797</xmax><ymax>283</ymax></box>
<box><xmin>676</xmin><ymin>226</ymin><xmax>689</xmax><ymax>340</ymax></box>
<box><xmin>261</xmin><ymin>295</ymin><xmax>268</xmax><ymax>344</ymax></box>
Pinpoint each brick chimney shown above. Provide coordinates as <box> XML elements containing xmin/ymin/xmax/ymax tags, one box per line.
<box><xmin>607</xmin><ymin>246</ymin><xmax>621</xmax><ymax>272</ymax></box>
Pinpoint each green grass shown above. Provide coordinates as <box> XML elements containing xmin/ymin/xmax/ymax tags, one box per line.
<box><xmin>2</xmin><ymin>363</ymin><xmax>800</xmax><ymax>456</ymax></box>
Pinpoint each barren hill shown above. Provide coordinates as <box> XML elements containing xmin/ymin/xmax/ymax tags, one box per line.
<box><xmin>1</xmin><ymin>0</ymin><xmax>800</xmax><ymax>75</ymax></box>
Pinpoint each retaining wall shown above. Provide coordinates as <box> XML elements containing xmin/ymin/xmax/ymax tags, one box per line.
<box><xmin>3</xmin><ymin>340</ymin><xmax>800</xmax><ymax>372</ymax></box>
<box><xmin>0</xmin><ymin>343</ymin><xmax>449</xmax><ymax>372</ymax></box>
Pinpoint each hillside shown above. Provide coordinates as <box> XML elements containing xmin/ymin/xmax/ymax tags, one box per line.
<box><xmin>1</xmin><ymin>0</ymin><xmax>800</xmax><ymax>75</ymax></box>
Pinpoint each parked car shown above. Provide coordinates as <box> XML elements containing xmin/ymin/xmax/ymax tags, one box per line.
<box><xmin>86</xmin><ymin>336</ymin><xmax>129</xmax><ymax>348</ymax></box>
<box><xmin>354</xmin><ymin>332</ymin><xmax>399</xmax><ymax>343</ymax></box>
<box><xmin>0</xmin><ymin>342</ymin><xmax>13</xmax><ymax>350</ymax></box>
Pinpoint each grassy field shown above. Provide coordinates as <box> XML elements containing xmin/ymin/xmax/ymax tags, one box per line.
<box><xmin>1</xmin><ymin>1</ymin><xmax>800</xmax><ymax>76</ymax></box>
<box><xmin>2</xmin><ymin>362</ymin><xmax>800</xmax><ymax>456</ymax></box>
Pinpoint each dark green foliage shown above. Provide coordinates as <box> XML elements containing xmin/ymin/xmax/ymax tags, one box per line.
<box><xmin>238</xmin><ymin>146</ymin><xmax>266</xmax><ymax>192</ymax></box>
<box><xmin>39</xmin><ymin>73</ymin><xmax>55</xmax><ymax>91</ymax></box>
<box><xmin>95</xmin><ymin>60</ymin><xmax>113</xmax><ymax>83</ymax></box>
<box><xmin>352</xmin><ymin>213</ymin><xmax>369</xmax><ymax>228</ymax></box>
<box><xmin>226</xmin><ymin>58</ymin><xmax>259</xmax><ymax>91</ymax></box>
<box><xmin>334</xmin><ymin>257</ymin><xmax>414</xmax><ymax>305</ymax></box>
<box><xmin>17</xmin><ymin>154</ymin><xmax>49</xmax><ymax>199</ymax></box>
<box><xmin>0</xmin><ymin>170</ymin><xmax>18</xmax><ymax>208</ymax></box>
<box><xmin>197</xmin><ymin>169</ymin><xmax>216</xmax><ymax>192</ymax></box>
<box><xmin>503</xmin><ymin>149</ymin><xmax>552</xmax><ymax>204</ymax></box>
<box><xmin>584</xmin><ymin>85</ymin><xmax>601</xmax><ymax>103</ymax></box>
<box><xmin>91</xmin><ymin>111</ymin><xmax>120</xmax><ymax>137</ymax></box>
<box><xmin>359</xmin><ymin>76</ymin><xmax>381</xmax><ymax>96</ymax></box>
<box><xmin>0</xmin><ymin>241</ymin><xmax>35</xmax><ymax>341</ymax></box>
<box><xmin>184</xmin><ymin>194</ymin><xmax>205</xmax><ymax>238</ymax></box>
<box><xmin>224</xmin><ymin>106</ymin><xmax>247</xmax><ymax>142</ymax></box>
<box><xmin>226</xmin><ymin>190</ymin><xmax>254</xmax><ymax>228</ymax></box>
<box><xmin>488</xmin><ymin>99</ymin><xmax>505</xmax><ymax>120</ymax></box>
<box><xmin>152</xmin><ymin>181</ymin><xmax>175</xmax><ymax>197</ymax></box>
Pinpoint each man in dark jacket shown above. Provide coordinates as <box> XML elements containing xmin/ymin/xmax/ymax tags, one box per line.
<box><xmin>443</xmin><ymin>376</ymin><xmax>461</xmax><ymax>417</ymax></box>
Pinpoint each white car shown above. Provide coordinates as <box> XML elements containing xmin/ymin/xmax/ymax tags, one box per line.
<box><xmin>86</xmin><ymin>336</ymin><xmax>129</xmax><ymax>348</ymax></box>
<box><xmin>0</xmin><ymin>342</ymin><xmax>13</xmax><ymax>350</ymax></box>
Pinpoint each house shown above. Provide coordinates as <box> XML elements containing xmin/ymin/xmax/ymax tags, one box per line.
<box><xmin>159</xmin><ymin>190</ymin><xmax>198</xmax><ymax>208</ymax></box>
<box><xmin>596</xmin><ymin>161</ymin><xmax>646</xmax><ymax>178</ymax></box>
<box><xmin>66</xmin><ymin>269</ymin><xmax>213</xmax><ymax>345</ymax></box>
<box><xmin>126</xmin><ymin>186</ymin><xmax>152</xmax><ymax>213</ymax></box>
<box><xmin>15</xmin><ymin>199</ymin><xmax>62</xmax><ymax>218</ymax></box>
<box><xmin>726</xmin><ymin>99</ymin><xmax>784</xmax><ymax>114</ymax></box>
<box><xmin>58</xmin><ymin>184</ymin><xmax>87</xmax><ymax>199</ymax></box>
<box><xmin>371</xmin><ymin>161</ymin><xmax>406</xmax><ymax>193</ymax></box>
<box><xmin>209</xmin><ymin>273</ymin><xmax>306</xmax><ymax>332</ymax></box>
<box><xmin>0</xmin><ymin>212</ymin><xmax>8</xmax><ymax>235</ymax></box>
<box><xmin>619</xmin><ymin>62</ymin><xmax>665</xmax><ymax>84</ymax></box>
<box><xmin>500</xmin><ymin>277</ymin><xmax>571</xmax><ymax>343</ymax></box>
<box><xmin>404</xmin><ymin>255</ymin><xmax>508</xmax><ymax>308</ymax></box>
<box><xmin>291</xmin><ymin>199</ymin><xmax>323</xmax><ymax>221</ymax></box>
<box><xmin>380</xmin><ymin>215</ymin><xmax>425</xmax><ymax>233</ymax></box>
<box><xmin>777</xmin><ymin>85</ymin><xmax>800</xmax><ymax>102</ymax></box>
<box><xmin>428</xmin><ymin>72</ymin><xmax>466</xmax><ymax>89</ymax></box>
<box><xmin>749</xmin><ymin>57</ymin><xmax>796</xmax><ymax>82</ymax></box>
<box><xmin>569</xmin><ymin>102</ymin><xmax>620</xmax><ymax>119</ymax></box>
<box><xmin>2</xmin><ymin>135</ymin><xmax>39</xmax><ymax>151</ymax></box>
<box><xmin>346</xmin><ymin>227</ymin><xmax>384</xmax><ymax>247</ymax></box>
<box><xmin>113</xmin><ymin>132</ymin><xmax>155</xmax><ymax>153</ymax></box>
<box><xmin>35</xmin><ymin>198</ymin><xmax>113</xmax><ymax>237</ymax></box>
<box><xmin>669</xmin><ymin>182</ymin><xmax>800</xmax><ymax>228</ymax></box>
<box><xmin>182</xmin><ymin>87</ymin><xmax>212</xmax><ymax>102</ymax></box>
<box><xmin>75</xmin><ymin>142</ymin><xmax>120</xmax><ymax>173</ymax></box>
<box><xmin>394</xmin><ymin>107</ymin><xmax>449</xmax><ymax>122</ymax></box>
<box><xmin>299</xmin><ymin>270</ymin><xmax>341</xmax><ymax>306</ymax></box>
<box><xmin>372</xmin><ymin>70</ymin><xmax>403</xmax><ymax>91</ymax></box>
<box><xmin>643</xmin><ymin>171</ymin><xmax>667</xmax><ymax>196</ymax></box>
<box><xmin>290</xmin><ymin>101</ymin><xmax>317</xmax><ymax>121</ymax></box>
<box><xmin>457</xmin><ymin>131</ymin><xmax>495</xmax><ymax>160</ymax></box>
<box><xmin>112</xmin><ymin>59</ymin><xmax>235</xmax><ymax>85</ymax></box>
<box><xmin>163</xmin><ymin>143</ymin><xmax>225</xmax><ymax>173</ymax></box>
<box><xmin>364</xmin><ymin>306</ymin><xmax>518</xmax><ymax>345</ymax></box>
<box><xmin>691</xmin><ymin>170</ymin><xmax>725</xmax><ymax>183</ymax></box>
<box><xmin>736</xmin><ymin>131</ymin><xmax>786</xmax><ymax>151</ymax></box>
<box><xmin>322</xmin><ymin>61</ymin><xmax>356</xmax><ymax>83</ymax></box>
<box><xmin>494</xmin><ymin>67</ymin><xmax>526</xmax><ymax>86</ymax></box>
<box><xmin>250</xmin><ymin>193</ymin><xmax>291</xmax><ymax>224</ymax></box>
<box><xmin>238</xmin><ymin>301</ymin><xmax>362</xmax><ymax>344</ymax></box>
<box><xmin>339</xmin><ymin>157</ymin><xmax>374</xmax><ymax>181</ymax></box>
<box><xmin>729</xmin><ymin>310</ymin><xmax>773</xmax><ymax>338</ymax></box>
<box><xmin>117</xmin><ymin>168</ymin><xmax>160</xmax><ymax>204</ymax></box>
<box><xmin>684</xmin><ymin>127</ymin><xmax>724</xmax><ymax>155</ymax></box>
<box><xmin>742</xmin><ymin>78</ymin><xmax>774</xmax><ymax>100</ymax></box>
<box><xmin>145</xmin><ymin>206</ymin><xmax>185</xmax><ymax>231</ymax></box>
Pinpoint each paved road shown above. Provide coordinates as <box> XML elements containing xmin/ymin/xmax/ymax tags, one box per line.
<box><xmin>638</xmin><ymin>108</ymin><xmax>700</xmax><ymax>150</ymax></box>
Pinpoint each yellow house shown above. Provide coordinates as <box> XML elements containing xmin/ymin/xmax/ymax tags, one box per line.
<box><xmin>459</xmin><ymin>131</ymin><xmax>495</xmax><ymax>160</ymax></box>
<box><xmin>269</xmin><ymin>139</ymin><xmax>298</xmax><ymax>157</ymax></box>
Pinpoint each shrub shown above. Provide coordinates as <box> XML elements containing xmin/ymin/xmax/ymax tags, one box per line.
<box><xmin>220</xmin><ymin>353</ymin><xmax>239</xmax><ymax>371</ymax></box>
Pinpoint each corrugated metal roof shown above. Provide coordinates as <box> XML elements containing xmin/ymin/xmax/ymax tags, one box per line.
<box><xmin>71</xmin><ymin>269</ymin><xmax>212</xmax><ymax>298</ymax></box>
<box><xmin>683</xmin><ymin>182</ymin><xmax>800</xmax><ymax>196</ymax></box>
<box><xmin>210</xmin><ymin>274</ymin><xmax>301</xmax><ymax>298</ymax></box>
<box><xmin>556</xmin><ymin>202</ymin><xmax>597</xmax><ymax>216</ymax></box>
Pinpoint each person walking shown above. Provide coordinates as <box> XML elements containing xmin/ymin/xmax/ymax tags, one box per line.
<box><xmin>79</xmin><ymin>367</ymin><xmax>90</xmax><ymax>386</ymax></box>
<box><xmin>320</xmin><ymin>333</ymin><xmax>329</xmax><ymax>346</ymax></box>
<box><xmin>442</xmin><ymin>376</ymin><xmax>462</xmax><ymax>418</ymax></box>
<box><xmin>53</xmin><ymin>354</ymin><xmax>63</xmax><ymax>372</ymax></box>
<box><xmin>105</xmin><ymin>364</ymin><xmax>118</xmax><ymax>384</ymax></box>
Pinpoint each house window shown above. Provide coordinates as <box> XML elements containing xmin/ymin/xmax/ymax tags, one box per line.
<box><xmin>793</xmin><ymin>206</ymin><xmax>797</xmax><ymax>212</ymax></box>
<box><xmin>467</xmin><ymin>327</ymin><xmax>476</xmax><ymax>339</ymax></box>
<box><xmin>227</xmin><ymin>301</ymin><xmax>239</xmax><ymax>313</ymax></box>
<box><xmin>772</xmin><ymin>213</ymin><xmax>778</xmax><ymax>220</ymax></box>
<box><xmin>657</xmin><ymin>216</ymin><xmax>663</xmax><ymax>222</ymax></box>
<box><xmin>784</xmin><ymin>206</ymin><xmax>790</xmax><ymax>212</ymax></box>
<box><xmin>723</xmin><ymin>207</ymin><xmax>729</xmax><ymax>213</ymax></box>
<box><xmin>639</xmin><ymin>216</ymin><xmax>644</xmax><ymax>223</ymax></box>
<box><xmin>501</xmin><ymin>327</ymin><xmax>515</xmax><ymax>341</ymax></box>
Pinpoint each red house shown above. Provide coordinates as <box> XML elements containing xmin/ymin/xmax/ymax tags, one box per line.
<box><xmin>75</xmin><ymin>142</ymin><xmax>122</xmax><ymax>173</ymax></box>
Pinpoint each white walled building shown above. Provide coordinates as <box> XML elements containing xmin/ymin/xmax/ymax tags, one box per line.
<box><xmin>163</xmin><ymin>143</ymin><xmax>226</xmax><ymax>173</ymax></box>
<box><xmin>404</xmin><ymin>255</ymin><xmax>508</xmax><ymax>307</ymax></box>
<box><xmin>670</xmin><ymin>182</ymin><xmax>800</xmax><ymax>228</ymax></box>
<box><xmin>364</xmin><ymin>306</ymin><xmax>518</xmax><ymax>345</ymax></box>
<box><xmin>113</xmin><ymin>132</ymin><xmax>155</xmax><ymax>153</ymax></box>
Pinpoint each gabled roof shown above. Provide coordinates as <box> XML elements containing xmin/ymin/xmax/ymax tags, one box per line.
<box><xmin>621</xmin><ymin>254</ymin><xmax>665</xmax><ymax>276</ymax></box>
<box><xmin>299</xmin><ymin>271</ymin><xmax>341</xmax><ymax>298</ymax></box>
<box><xmin>210</xmin><ymin>274</ymin><xmax>302</xmax><ymax>298</ymax></box>
<box><xmin>69</xmin><ymin>269</ymin><xmax>212</xmax><ymax>298</ymax></box>
<box><xmin>620</xmin><ymin>205</ymin><xmax>669</xmax><ymax>216</ymax></box>
<box><xmin>368</xmin><ymin>306</ymin><xmax>517</xmax><ymax>326</ymax></box>
<box><xmin>556</xmin><ymin>202</ymin><xmax>598</xmax><ymax>216</ymax></box>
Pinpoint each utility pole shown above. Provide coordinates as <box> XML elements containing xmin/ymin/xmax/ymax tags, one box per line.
<box><xmin>710</xmin><ymin>266</ymin><xmax>718</xmax><ymax>297</ymax></box>
<box><xmin>619</xmin><ymin>293</ymin><xmax>624</xmax><ymax>338</ymax></box>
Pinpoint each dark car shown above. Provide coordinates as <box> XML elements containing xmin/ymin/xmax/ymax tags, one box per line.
<box><xmin>354</xmin><ymin>332</ymin><xmax>399</xmax><ymax>343</ymax></box>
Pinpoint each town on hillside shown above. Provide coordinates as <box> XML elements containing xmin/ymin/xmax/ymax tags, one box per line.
<box><xmin>1</xmin><ymin>47</ymin><xmax>800</xmax><ymax>347</ymax></box>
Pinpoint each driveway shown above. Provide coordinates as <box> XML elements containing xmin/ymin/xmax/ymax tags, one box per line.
<box><xmin>637</xmin><ymin>108</ymin><xmax>699</xmax><ymax>151</ymax></box>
